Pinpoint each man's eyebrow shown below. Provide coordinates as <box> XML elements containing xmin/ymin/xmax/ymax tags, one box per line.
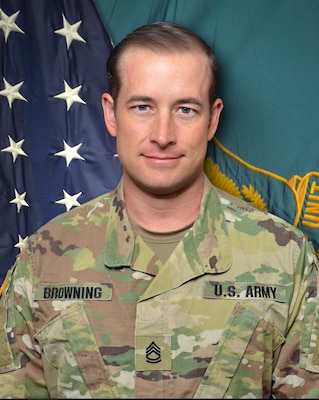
<box><xmin>126</xmin><ymin>96</ymin><xmax>203</xmax><ymax>106</ymax></box>
<box><xmin>175</xmin><ymin>97</ymin><xmax>202</xmax><ymax>107</ymax></box>
<box><xmin>126</xmin><ymin>96</ymin><xmax>153</xmax><ymax>104</ymax></box>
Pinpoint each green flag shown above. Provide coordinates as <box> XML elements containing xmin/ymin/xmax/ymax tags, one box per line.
<box><xmin>96</xmin><ymin>0</ymin><xmax>319</xmax><ymax>253</ymax></box>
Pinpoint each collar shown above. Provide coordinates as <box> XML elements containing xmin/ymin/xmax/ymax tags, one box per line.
<box><xmin>104</xmin><ymin>175</ymin><xmax>232</xmax><ymax>275</ymax></box>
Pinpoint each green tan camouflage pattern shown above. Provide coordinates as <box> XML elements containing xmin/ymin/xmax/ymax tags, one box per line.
<box><xmin>0</xmin><ymin>175</ymin><xmax>318</xmax><ymax>398</ymax></box>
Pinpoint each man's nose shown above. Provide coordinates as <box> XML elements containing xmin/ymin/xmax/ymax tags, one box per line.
<box><xmin>150</xmin><ymin>112</ymin><xmax>176</xmax><ymax>147</ymax></box>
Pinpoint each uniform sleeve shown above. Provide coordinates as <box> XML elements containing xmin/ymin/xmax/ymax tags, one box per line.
<box><xmin>272</xmin><ymin>239</ymin><xmax>319</xmax><ymax>398</ymax></box>
<box><xmin>0</xmin><ymin>255</ymin><xmax>49</xmax><ymax>399</ymax></box>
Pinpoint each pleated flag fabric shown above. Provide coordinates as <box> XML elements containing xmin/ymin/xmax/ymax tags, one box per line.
<box><xmin>0</xmin><ymin>0</ymin><xmax>122</xmax><ymax>281</ymax></box>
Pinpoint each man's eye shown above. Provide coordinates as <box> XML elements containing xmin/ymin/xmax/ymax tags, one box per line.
<box><xmin>180</xmin><ymin>107</ymin><xmax>193</xmax><ymax>114</ymax></box>
<box><xmin>136</xmin><ymin>105</ymin><xmax>149</xmax><ymax>111</ymax></box>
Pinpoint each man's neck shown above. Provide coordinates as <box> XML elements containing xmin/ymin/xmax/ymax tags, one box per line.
<box><xmin>123</xmin><ymin>176</ymin><xmax>204</xmax><ymax>233</ymax></box>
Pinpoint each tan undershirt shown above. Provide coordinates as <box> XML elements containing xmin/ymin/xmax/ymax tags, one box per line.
<box><xmin>130</xmin><ymin>218</ymin><xmax>193</xmax><ymax>264</ymax></box>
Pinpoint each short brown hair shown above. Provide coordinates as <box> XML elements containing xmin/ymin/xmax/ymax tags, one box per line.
<box><xmin>106</xmin><ymin>22</ymin><xmax>220</xmax><ymax>108</ymax></box>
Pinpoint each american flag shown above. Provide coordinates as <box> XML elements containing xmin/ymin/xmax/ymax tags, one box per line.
<box><xmin>0</xmin><ymin>0</ymin><xmax>122</xmax><ymax>282</ymax></box>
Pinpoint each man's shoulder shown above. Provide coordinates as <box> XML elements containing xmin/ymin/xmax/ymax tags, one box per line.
<box><xmin>212</xmin><ymin>184</ymin><xmax>306</xmax><ymax>241</ymax></box>
<box><xmin>24</xmin><ymin>190</ymin><xmax>117</xmax><ymax>249</ymax></box>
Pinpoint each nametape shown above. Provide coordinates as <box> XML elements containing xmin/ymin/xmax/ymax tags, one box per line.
<box><xmin>34</xmin><ymin>283</ymin><xmax>112</xmax><ymax>301</ymax></box>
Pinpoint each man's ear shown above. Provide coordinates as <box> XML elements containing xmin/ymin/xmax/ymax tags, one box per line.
<box><xmin>207</xmin><ymin>98</ymin><xmax>223</xmax><ymax>141</ymax></box>
<box><xmin>102</xmin><ymin>93</ymin><xmax>117</xmax><ymax>137</ymax></box>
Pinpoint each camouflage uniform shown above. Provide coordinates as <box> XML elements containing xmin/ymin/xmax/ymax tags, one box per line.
<box><xmin>0</xmin><ymin>175</ymin><xmax>318</xmax><ymax>398</ymax></box>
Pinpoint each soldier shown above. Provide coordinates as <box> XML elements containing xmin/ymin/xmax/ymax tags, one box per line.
<box><xmin>0</xmin><ymin>21</ymin><xmax>319</xmax><ymax>398</ymax></box>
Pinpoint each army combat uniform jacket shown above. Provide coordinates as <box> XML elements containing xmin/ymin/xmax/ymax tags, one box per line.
<box><xmin>0</xmin><ymin>175</ymin><xmax>319</xmax><ymax>398</ymax></box>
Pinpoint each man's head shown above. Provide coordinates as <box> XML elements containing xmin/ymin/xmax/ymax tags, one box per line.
<box><xmin>106</xmin><ymin>22</ymin><xmax>220</xmax><ymax>110</ymax></box>
<box><xmin>102</xmin><ymin>22</ymin><xmax>223</xmax><ymax>200</ymax></box>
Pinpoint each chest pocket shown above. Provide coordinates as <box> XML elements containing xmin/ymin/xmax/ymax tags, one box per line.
<box><xmin>35</xmin><ymin>302</ymin><xmax>119</xmax><ymax>398</ymax></box>
<box><xmin>195</xmin><ymin>302</ymin><xmax>285</xmax><ymax>399</ymax></box>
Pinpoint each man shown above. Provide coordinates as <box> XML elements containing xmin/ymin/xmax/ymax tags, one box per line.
<box><xmin>0</xmin><ymin>22</ymin><xmax>318</xmax><ymax>398</ymax></box>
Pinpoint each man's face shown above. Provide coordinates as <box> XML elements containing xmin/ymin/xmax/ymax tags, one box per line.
<box><xmin>102</xmin><ymin>47</ymin><xmax>223</xmax><ymax>197</ymax></box>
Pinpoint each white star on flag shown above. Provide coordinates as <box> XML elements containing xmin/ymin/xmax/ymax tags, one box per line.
<box><xmin>54</xmin><ymin>140</ymin><xmax>85</xmax><ymax>167</ymax></box>
<box><xmin>54</xmin><ymin>14</ymin><xmax>86</xmax><ymax>49</ymax></box>
<box><xmin>54</xmin><ymin>80</ymin><xmax>86</xmax><ymax>111</ymax></box>
<box><xmin>1</xmin><ymin>135</ymin><xmax>28</xmax><ymax>162</ymax></box>
<box><xmin>14</xmin><ymin>235</ymin><xmax>29</xmax><ymax>252</ymax></box>
<box><xmin>0</xmin><ymin>77</ymin><xmax>27</xmax><ymax>108</ymax></box>
<box><xmin>0</xmin><ymin>9</ymin><xmax>24</xmax><ymax>42</ymax></box>
<box><xmin>10</xmin><ymin>189</ymin><xmax>29</xmax><ymax>213</ymax></box>
<box><xmin>55</xmin><ymin>189</ymin><xmax>82</xmax><ymax>212</ymax></box>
